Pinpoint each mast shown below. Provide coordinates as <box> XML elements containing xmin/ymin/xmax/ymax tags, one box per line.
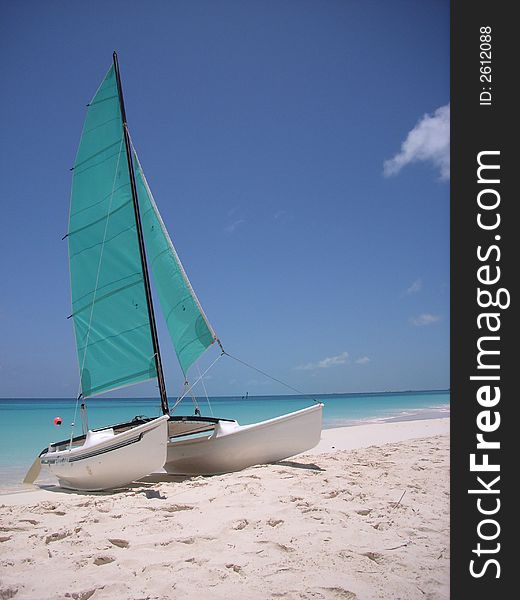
<box><xmin>112</xmin><ymin>51</ymin><xmax>170</xmax><ymax>415</ymax></box>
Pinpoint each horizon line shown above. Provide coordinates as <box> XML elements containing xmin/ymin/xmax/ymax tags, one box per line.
<box><xmin>0</xmin><ymin>388</ymin><xmax>450</xmax><ymax>400</ymax></box>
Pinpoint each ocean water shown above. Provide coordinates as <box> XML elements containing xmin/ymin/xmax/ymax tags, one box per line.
<box><xmin>0</xmin><ymin>390</ymin><xmax>449</xmax><ymax>491</ymax></box>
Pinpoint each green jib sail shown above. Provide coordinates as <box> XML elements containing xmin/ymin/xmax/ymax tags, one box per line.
<box><xmin>134</xmin><ymin>153</ymin><xmax>217</xmax><ymax>376</ymax></box>
<box><xmin>68</xmin><ymin>66</ymin><xmax>157</xmax><ymax>397</ymax></box>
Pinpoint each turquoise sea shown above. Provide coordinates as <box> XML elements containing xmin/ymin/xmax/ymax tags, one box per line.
<box><xmin>0</xmin><ymin>390</ymin><xmax>449</xmax><ymax>492</ymax></box>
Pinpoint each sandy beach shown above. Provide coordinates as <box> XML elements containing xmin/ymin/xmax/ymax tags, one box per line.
<box><xmin>0</xmin><ymin>418</ymin><xmax>449</xmax><ymax>599</ymax></box>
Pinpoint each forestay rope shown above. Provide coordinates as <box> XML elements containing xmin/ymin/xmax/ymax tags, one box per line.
<box><xmin>197</xmin><ymin>363</ymin><xmax>214</xmax><ymax>417</ymax></box>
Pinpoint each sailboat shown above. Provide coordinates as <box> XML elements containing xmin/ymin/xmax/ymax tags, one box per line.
<box><xmin>28</xmin><ymin>53</ymin><xmax>322</xmax><ymax>490</ymax></box>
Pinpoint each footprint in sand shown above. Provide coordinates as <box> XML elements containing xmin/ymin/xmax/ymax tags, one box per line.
<box><xmin>232</xmin><ymin>519</ymin><xmax>248</xmax><ymax>530</ymax></box>
<box><xmin>225</xmin><ymin>563</ymin><xmax>243</xmax><ymax>574</ymax></box>
<box><xmin>108</xmin><ymin>538</ymin><xmax>129</xmax><ymax>548</ymax></box>
<box><xmin>163</xmin><ymin>504</ymin><xmax>194</xmax><ymax>513</ymax></box>
<box><xmin>146</xmin><ymin>503</ymin><xmax>193</xmax><ymax>513</ymax></box>
<box><xmin>274</xmin><ymin>542</ymin><xmax>294</xmax><ymax>553</ymax></box>
<box><xmin>0</xmin><ymin>586</ymin><xmax>18</xmax><ymax>600</ymax></box>
<box><xmin>257</xmin><ymin>540</ymin><xmax>295</xmax><ymax>553</ymax></box>
<box><xmin>41</xmin><ymin>506</ymin><xmax>66</xmax><ymax>516</ymax></box>
<box><xmin>266</xmin><ymin>518</ymin><xmax>284</xmax><ymax>527</ymax></box>
<box><xmin>64</xmin><ymin>589</ymin><xmax>100</xmax><ymax>600</ymax></box>
<box><xmin>300</xmin><ymin>507</ymin><xmax>324</xmax><ymax>515</ymax></box>
<box><xmin>362</xmin><ymin>551</ymin><xmax>384</xmax><ymax>564</ymax></box>
<box><xmin>178</xmin><ymin>537</ymin><xmax>196</xmax><ymax>544</ymax></box>
<box><xmin>93</xmin><ymin>555</ymin><xmax>115</xmax><ymax>566</ymax></box>
<box><xmin>45</xmin><ymin>530</ymin><xmax>72</xmax><ymax>544</ymax></box>
<box><xmin>184</xmin><ymin>557</ymin><xmax>209</xmax><ymax>566</ymax></box>
<box><xmin>322</xmin><ymin>588</ymin><xmax>357</xmax><ymax>599</ymax></box>
<box><xmin>1</xmin><ymin>525</ymin><xmax>31</xmax><ymax>532</ymax></box>
<box><xmin>19</xmin><ymin>519</ymin><xmax>39</xmax><ymax>525</ymax></box>
<box><xmin>324</xmin><ymin>489</ymin><xmax>349</xmax><ymax>499</ymax></box>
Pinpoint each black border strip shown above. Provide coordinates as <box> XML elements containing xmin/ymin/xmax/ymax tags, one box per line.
<box><xmin>451</xmin><ymin>1</ymin><xmax>514</xmax><ymax>595</ymax></box>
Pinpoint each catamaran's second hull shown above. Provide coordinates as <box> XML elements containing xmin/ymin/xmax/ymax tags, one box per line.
<box><xmin>40</xmin><ymin>415</ymin><xmax>169</xmax><ymax>491</ymax></box>
<box><xmin>164</xmin><ymin>404</ymin><xmax>323</xmax><ymax>475</ymax></box>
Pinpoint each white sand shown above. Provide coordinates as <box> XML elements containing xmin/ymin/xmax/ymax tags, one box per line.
<box><xmin>311</xmin><ymin>417</ymin><xmax>449</xmax><ymax>453</ymax></box>
<box><xmin>0</xmin><ymin>418</ymin><xmax>449</xmax><ymax>599</ymax></box>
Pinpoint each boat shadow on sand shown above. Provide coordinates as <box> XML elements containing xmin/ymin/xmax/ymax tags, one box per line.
<box><xmin>35</xmin><ymin>458</ymin><xmax>325</xmax><ymax>496</ymax></box>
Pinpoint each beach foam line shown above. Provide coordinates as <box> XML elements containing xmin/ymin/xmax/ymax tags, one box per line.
<box><xmin>323</xmin><ymin>405</ymin><xmax>450</xmax><ymax>429</ymax></box>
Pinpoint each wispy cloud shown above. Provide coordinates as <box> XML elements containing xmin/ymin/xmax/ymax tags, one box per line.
<box><xmin>295</xmin><ymin>351</ymin><xmax>349</xmax><ymax>371</ymax></box>
<box><xmin>355</xmin><ymin>356</ymin><xmax>370</xmax><ymax>365</ymax></box>
<box><xmin>273</xmin><ymin>210</ymin><xmax>293</xmax><ymax>224</ymax></box>
<box><xmin>224</xmin><ymin>219</ymin><xmax>245</xmax><ymax>233</ymax></box>
<box><xmin>406</xmin><ymin>278</ymin><xmax>423</xmax><ymax>294</ymax></box>
<box><xmin>410</xmin><ymin>313</ymin><xmax>441</xmax><ymax>326</ymax></box>
<box><xmin>384</xmin><ymin>103</ymin><xmax>450</xmax><ymax>180</ymax></box>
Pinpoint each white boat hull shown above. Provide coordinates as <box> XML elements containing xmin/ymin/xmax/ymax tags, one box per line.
<box><xmin>164</xmin><ymin>404</ymin><xmax>323</xmax><ymax>475</ymax></box>
<box><xmin>40</xmin><ymin>415</ymin><xmax>169</xmax><ymax>491</ymax></box>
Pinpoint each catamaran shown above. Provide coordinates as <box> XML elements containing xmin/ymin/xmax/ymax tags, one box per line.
<box><xmin>25</xmin><ymin>53</ymin><xmax>322</xmax><ymax>491</ymax></box>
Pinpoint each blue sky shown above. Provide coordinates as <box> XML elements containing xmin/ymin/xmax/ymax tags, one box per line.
<box><xmin>0</xmin><ymin>0</ymin><xmax>449</xmax><ymax>398</ymax></box>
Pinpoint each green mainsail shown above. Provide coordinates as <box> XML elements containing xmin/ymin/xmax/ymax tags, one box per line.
<box><xmin>134</xmin><ymin>152</ymin><xmax>217</xmax><ymax>376</ymax></box>
<box><xmin>68</xmin><ymin>66</ymin><xmax>157</xmax><ymax>397</ymax></box>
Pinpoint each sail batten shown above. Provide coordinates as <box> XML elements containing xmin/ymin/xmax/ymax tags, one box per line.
<box><xmin>69</xmin><ymin>277</ymin><xmax>144</xmax><ymax>318</ymax></box>
<box><xmin>70</xmin><ymin>182</ymin><xmax>130</xmax><ymax>218</ymax></box>
<box><xmin>68</xmin><ymin>65</ymin><xmax>157</xmax><ymax>398</ymax></box>
<box><xmin>68</xmin><ymin>199</ymin><xmax>133</xmax><ymax>237</ymax></box>
<box><xmin>73</xmin><ymin>139</ymin><xmax>122</xmax><ymax>170</ymax></box>
<box><xmin>133</xmin><ymin>151</ymin><xmax>217</xmax><ymax>376</ymax></box>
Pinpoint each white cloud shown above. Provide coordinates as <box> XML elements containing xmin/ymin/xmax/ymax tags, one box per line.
<box><xmin>295</xmin><ymin>351</ymin><xmax>349</xmax><ymax>371</ymax></box>
<box><xmin>410</xmin><ymin>313</ymin><xmax>441</xmax><ymax>326</ymax></box>
<box><xmin>406</xmin><ymin>278</ymin><xmax>423</xmax><ymax>294</ymax></box>
<box><xmin>384</xmin><ymin>104</ymin><xmax>450</xmax><ymax>180</ymax></box>
<box><xmin>274</xmin><ymin>210</ymin><xmax>293</xmax><ymax>224</ymax></box>
<box><xmin>355</xmin><ymin>356</ymin><xmax>370</xmax><ymax>365</ymax></box>
<box><xmin>224</xmin><ymin>219</ymin><xmax>245</xmax><ymax>233</ymax></box>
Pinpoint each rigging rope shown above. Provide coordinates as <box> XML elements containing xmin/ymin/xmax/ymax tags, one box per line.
<box><xmin>170</xmin><ymin>351</ymin><xmax>224</xmax><ymax>413</ymax></box>
<box><xmin>188</xmin><ymin>383</ymin><xmax>201</xmax><ymax>414</ymax></box>
<box><xmin>170</xmin><ymin>344</ymin><xmax>321</xmax><ymax>416</ymax></box>
<box><xmin>221</xmin><ymin>350</ymin><xmax>321</xmax><ymax>405</ymax></box>
<box><xmin>197</xmin><ymin>363</ymin><xmax>214</xmax><ymax>417</ymax></box>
